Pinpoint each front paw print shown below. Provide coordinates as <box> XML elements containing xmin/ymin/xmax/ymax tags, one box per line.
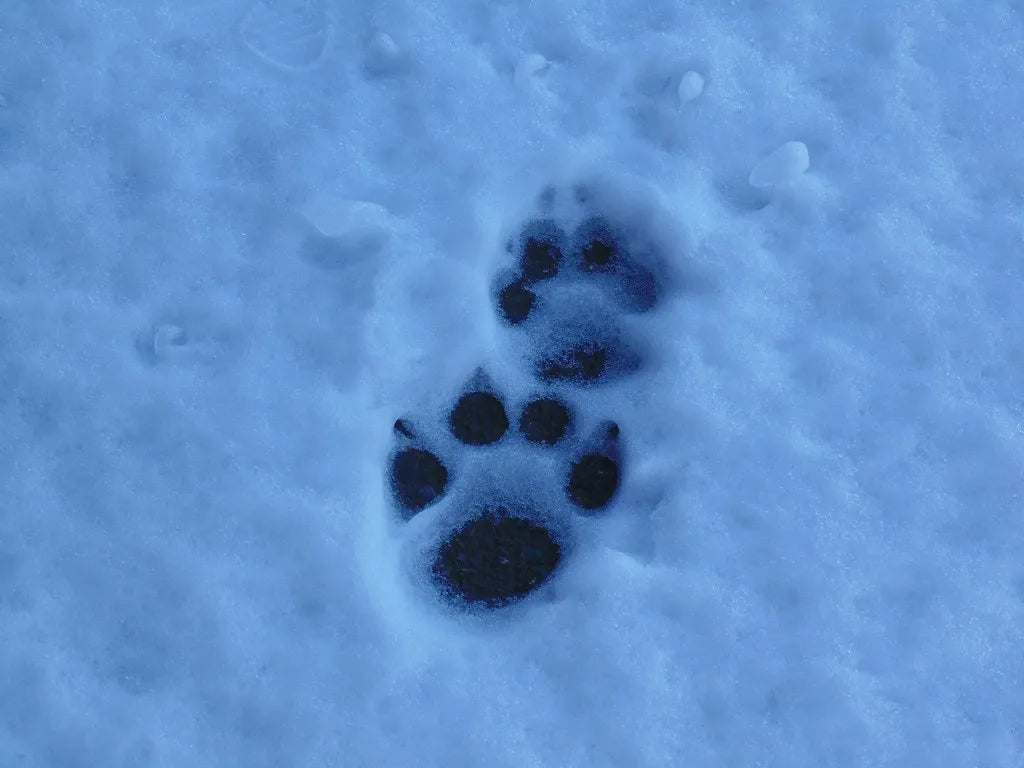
<box><xmin>386</xmin><ymin>377</ymin><xmax>623</xmax><ymax>608</ymax></box>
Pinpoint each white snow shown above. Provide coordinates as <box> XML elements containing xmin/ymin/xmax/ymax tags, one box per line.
<box><xmin>238</xmin><ymin>0</ymin><xmax>335</xmax><ymax>72</ymax></box>
<box><xmin>2</xmin><ymin>0</ymin><xmax>1023</xmax><ymax>766</ymax></box>
<box><xmin>677</xmin><ymin>70</ymin><xmax>705</xmax><ymax>102</ymax></box>
<box><xmin>514</xmin><ymin>53</ymin><xmax>551</xmax><ymax>90</ymax></box>
<box><xmin>749</xmin><ymin>141</ymin><xmax>811</xmax><ymax>188</ymax></box>
<box><xmin>367</xmin><ymin>31</ymin><xmax>399</xmax><ymax>62</ymax></box>
<box><xmin>299</xmin><ymin>194</ymin><xmax>391</xmax><ymax>244</ymax></box>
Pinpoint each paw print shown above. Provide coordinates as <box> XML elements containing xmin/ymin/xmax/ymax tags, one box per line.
<box><xmin>387</xmin><ymin>381</ymin><xmax>622</xmax><ymax>608</ymax></box>
<box><xmin>380</xmin><ymin>182</ymin><xmax>673</xmax><ymax>611</ymax></box>
<box><xmin>493</xmin><ymin>199</ymin><xmax>668</xmax><ymax>386</ymax></box>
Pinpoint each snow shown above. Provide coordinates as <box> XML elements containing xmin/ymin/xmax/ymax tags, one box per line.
<box><xmin>2</xmin><ymin>0</ymin><xmax>1023</xmax><ymax>766</ymax></box>
<box><xmin>677</xmin><ymin>70</ymin><xmax>705</xmax><ymax>103</ymax></box>
<box><xmin>514</xmin><ymin>53</ymin><xmax>551</xmax><ymax>90</ymax></box>
<box><xmin>748</xmin><ymin>141</ymin><xmax>810</xmax><ymax>188</ymax></box>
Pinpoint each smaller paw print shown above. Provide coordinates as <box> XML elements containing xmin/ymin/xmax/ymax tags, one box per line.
<box><xmin>387</xmin><ymin>380</ymin><xmax>623</xmax><ymax>608</ymax></box>
<box><xmin>493</xmin><ymin>205</ymin><xmax>668</xmax><ymax>387</ymax></box>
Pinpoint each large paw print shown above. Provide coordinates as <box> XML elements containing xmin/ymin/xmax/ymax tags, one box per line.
<box><xmin>387</xmin><ymin>380</ymin><xmax>623</xmax><ymax>608</ymax></box>
<box><xmin>493</xmin><ymin>198</ymin><xmax>669</xmax><ymax>387</ymax></box>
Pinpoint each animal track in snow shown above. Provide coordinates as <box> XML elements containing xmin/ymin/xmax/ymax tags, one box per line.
<box><xmin>380</xmin><ymin>182</ymin><xmax>678</xmax><ymax>610</ymax></box>
<box><xmin>387</xmin><ymin>380</ymin><xmax>622</xmax><ymax>608</ymax></box>
<box><xmin>493</xmin><ymin>190</ymin><xmax>672</xmax><ymax>387</ymax></box>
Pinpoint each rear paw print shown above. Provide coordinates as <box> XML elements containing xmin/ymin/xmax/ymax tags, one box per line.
<box><xmin>387</xmin><ymin>379</ymin><xmax>623</xmax><ymax>608</ymax></box>
<box><xmin>494</xmin><ymin>197</ymin><xmax>670</xmax><ymax>386</ymax></box>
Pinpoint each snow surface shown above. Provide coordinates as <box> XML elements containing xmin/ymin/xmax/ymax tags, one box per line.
<box><xmin>2</xmin><ymin>0</ymin><xmax>1023</xmax><ymax>766</ymax></box>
